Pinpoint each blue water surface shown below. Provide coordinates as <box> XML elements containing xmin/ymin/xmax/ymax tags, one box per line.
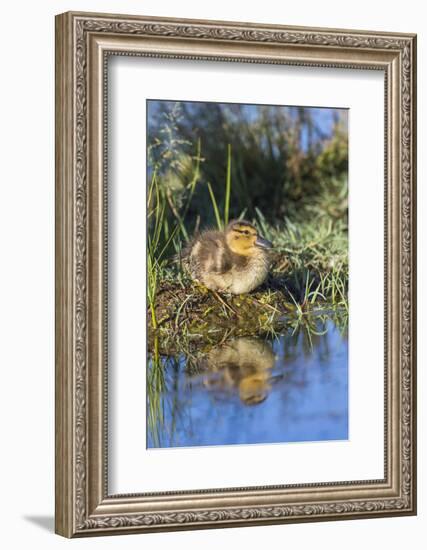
<box><xmin>147</xmin><ymin>317</ymin><xmax>348</xmax><ymax>449</ymax></box>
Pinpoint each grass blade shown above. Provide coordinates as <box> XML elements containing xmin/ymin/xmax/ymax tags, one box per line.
<box><xmin>224</xmin><ymin>143</ymin><xmax>232</xmax><ymax>225</ymax></box>
<box><xmin>207</xmin><ymin>181</ymin><xmax>223</xmax><ymax>230</ymax></box>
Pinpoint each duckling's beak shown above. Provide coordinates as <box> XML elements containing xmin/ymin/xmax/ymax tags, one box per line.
<box><xmin>255</xmin><ymin>236</ymin><xmax>273</xmax><ymax>249</ymax></box>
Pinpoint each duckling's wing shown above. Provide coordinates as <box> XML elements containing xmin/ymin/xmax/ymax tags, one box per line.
<box><xmin>190</xmin><ymin>232</ymin><xmax>233</xmax><ymax>274</ymax></box>
<box><xmin>212</xmin><ymin>251</ymin><xmax>233</xmax><ymax>273</ymax></box>
<box><xmin>206</xmin><ymin>234</ymin><xmax>233</xmax><ymax>274</ymax></box>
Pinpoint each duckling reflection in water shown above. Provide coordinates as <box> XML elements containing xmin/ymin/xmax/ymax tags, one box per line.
<box><xmin>183</xmin><ymin>220</ymin><xmax>273</xmax><ymax>295</ymax></box>
<box><xmin>195</xmin><ymin>337</ymin><xmax>276</xmax><ymax>406</ymax></box>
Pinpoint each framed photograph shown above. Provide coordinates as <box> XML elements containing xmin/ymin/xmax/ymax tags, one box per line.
<box><xmin>55</xmin><ymin>11</ymin><xmax>417</xmax><ymax>537</ymax></box>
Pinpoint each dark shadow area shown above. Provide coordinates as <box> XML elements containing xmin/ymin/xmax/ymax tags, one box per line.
<box><xmin>23</xmin><ymin>515</ymin><xmax>54</xmax><ymax>533</ymax></box>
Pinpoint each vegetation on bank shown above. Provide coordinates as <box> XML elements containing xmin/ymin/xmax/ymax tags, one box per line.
<box><xmin>147</xmin><ymin>101</ymin><xmax>348</xmax><ymax>353</ymax></box>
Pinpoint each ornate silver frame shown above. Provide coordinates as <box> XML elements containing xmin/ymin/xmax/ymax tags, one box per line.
<box><xmin>55</xmin><ymin>11</ymin><xmax>417</xmax><ymax>537</ymax></box>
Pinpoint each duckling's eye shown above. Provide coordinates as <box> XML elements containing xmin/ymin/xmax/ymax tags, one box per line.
<box><xmin>243</xmin><ymin>230</ymin><xmax>250</xmax><ymax>235</ymax></box>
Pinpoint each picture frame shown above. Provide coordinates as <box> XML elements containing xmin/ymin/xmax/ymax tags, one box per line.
<box><xmin>55</xmin><ymin>11</ymin><xmax>417</xmax><ymax>537</ymax></box>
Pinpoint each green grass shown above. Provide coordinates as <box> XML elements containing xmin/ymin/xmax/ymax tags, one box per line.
<box><xmin>267</xmin><ymin>216</ymin><xmax>348</xmax><ymax>309</ymax></box>
<box><xmin>148</xmin><ymin>136</ymin><xmax>348</xmax><ymax>351</ymax></box>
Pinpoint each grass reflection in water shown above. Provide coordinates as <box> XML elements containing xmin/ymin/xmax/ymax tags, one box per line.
<box><xmin>147</xmin><ymin>311</ymin><xmax>348</xmax><ymax>449</ymax></box>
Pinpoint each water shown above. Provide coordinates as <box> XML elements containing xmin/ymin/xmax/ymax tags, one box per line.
<box><xmin>147</xmin><ymin>315</ymin><xmax>348</xmax><ymax>449</ymax></box>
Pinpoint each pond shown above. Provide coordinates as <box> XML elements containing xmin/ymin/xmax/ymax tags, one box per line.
<box><xmin>147</xmin><ymin>312</ymin><xmax>348</xmax><ymax>449</ymax></box>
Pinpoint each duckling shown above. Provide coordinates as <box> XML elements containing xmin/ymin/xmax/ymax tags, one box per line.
<box><xmin>183</xmin><ymin>220</ymin><xmax>273</xmax><ymax>294</ymax></box>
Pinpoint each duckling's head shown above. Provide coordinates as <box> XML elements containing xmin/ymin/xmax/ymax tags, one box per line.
<box><xmin>225</xmin><ymin>220</ymin><xmax>273</xmax><ymax>256</ymax></box>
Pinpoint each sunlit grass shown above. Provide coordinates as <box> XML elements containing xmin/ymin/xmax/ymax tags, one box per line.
<box><xmin>147</xmin><ymin>126</ymin><xmax>348</xmax><ymax>349</ymax></box>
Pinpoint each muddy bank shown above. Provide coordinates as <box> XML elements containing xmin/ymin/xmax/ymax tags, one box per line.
<box><xmin>147</xmin><ymin>276</ymin><xmax>341</xmax><ymax>355</ymax></box>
